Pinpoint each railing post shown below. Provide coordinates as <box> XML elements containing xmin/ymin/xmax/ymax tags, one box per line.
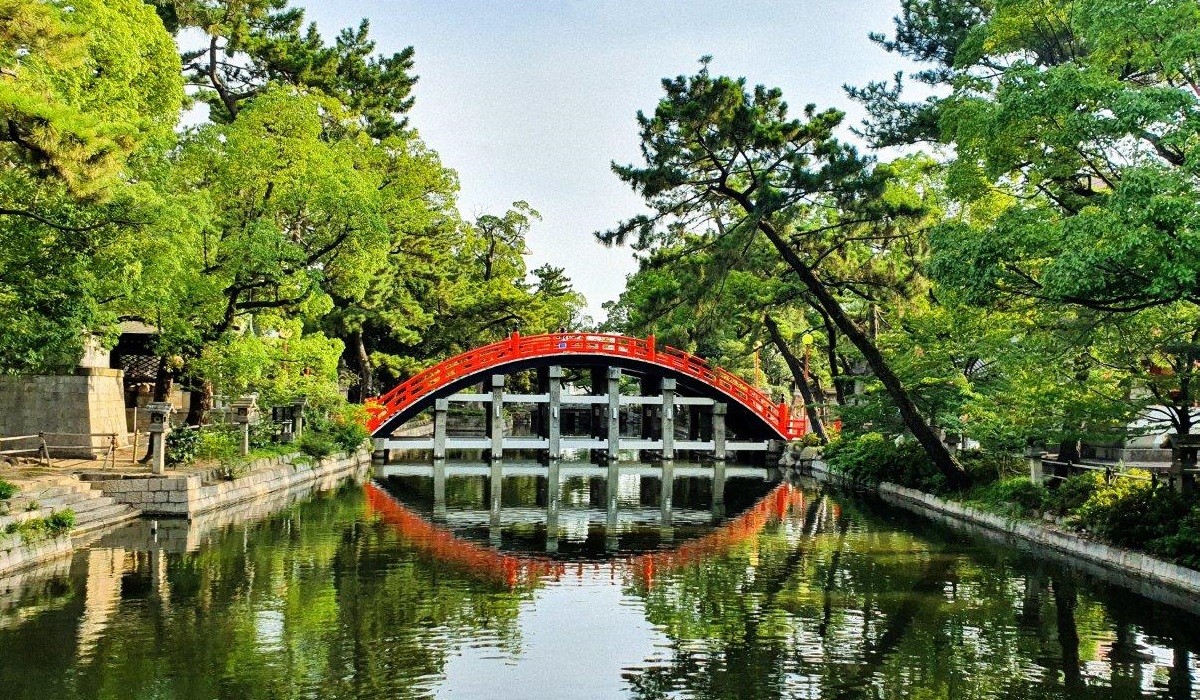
<box><xmin>647</xmin><ymin>334</ymin><xmax>656</xmax><ymax>360</ymax></box>
<box><xmin>509</xmin><ymin>331</ymin><xmax>520</xmax><ymax>352</ymax></box>
<box><xmin>778</xmin><ymin>402</ymin><xmax>791</xmax><ymax>437</ymax></box>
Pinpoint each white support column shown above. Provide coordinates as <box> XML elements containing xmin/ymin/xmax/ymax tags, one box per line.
<box><xmin>661</xmin><ymin>378</ymin><xmax>676</xmax><ymax>460</ymax></box>
<box><xmin>490</xmin><ymin>374</ymin><xmax>505</xmax><ymax>461</ymax></box>
<box><xmin>713</xmin><ymin>403</ymin><xmax>727</xmax><ymax>461</ymax></box>
<box><xmin>433</xmin><ymin>398</ymin><xmax>448</xmax><ymax>460</ymax></box>
<box><xmin>607</xmin><ymin>368</ymin><xmax>621</xmax><ymax>461</ymax></box>
<box><xmin>548</xmin><ymin>366</ymin><xmax>563</xmax><ymax>460</ymax></box>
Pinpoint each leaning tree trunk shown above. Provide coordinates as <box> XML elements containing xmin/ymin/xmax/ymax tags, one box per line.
<box><xmin>763</xmin><ymin>314</ymin><xmax>828</xmax><ymax>444</ymax></box>
<box><xmin>185</xmin><ymin>380</ymin><xmax>213</xmax><ymax>426</ymax></box>
<box><xmin>345</xmin><ymin>329</ymin><xmax>374</xmax><ymax>403</ymax></box>
<box><xmin>754</xmin><ymin>219</ymin><xmax>966</xmax><ymax>486</ymax></box>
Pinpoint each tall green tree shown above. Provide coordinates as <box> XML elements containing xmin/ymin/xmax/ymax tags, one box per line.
<box><xmin>602</xmin><ymin>68</ymin><xmax>966</xmax><ymax>483</ymax></box>
<box><xmin>858</xmin><ymin>0</ymin><xmax>1200</xmax><ymax>458</ymax></box>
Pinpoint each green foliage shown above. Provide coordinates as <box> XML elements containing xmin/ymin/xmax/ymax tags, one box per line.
<box><xmin>0</xmin><ymin>479</ymin><xmax>16</xmax><ymax>500</ymax></box>
<box><xmin>824</xmin><ymin>432</ymin><xmax>946</xmax><ymax>492</ymax></box>
<box><xmin>1074</xmin><ymin>473</ymin><xmax>1187</xmax><ymax>547</ymax></box>
<box><xmin>165</xmin><ymin>428</ymin><xmax>200</xmax><ymax>467</ymax></box>
<box><xmin>967</xmin><ymin>478</ymin><xmax>1049</xmax><ymax>518</ymax></box>
<box><xmin>6</xmin><ymin>509</ymin><xmax>76</xmax><ymax>541</ymax></box>
<box><xmin>1045</xmin><ymin>472</ymin><xmax>1105</xmax><ymax>517</ymax></box>
<box><xmin>296</xmin><ymin>433</ymin><xmax>335</xmax><ymax>460</ymax></box>
<box><xmin>1148</xmin><ymin>506</ymin><xmax>1200</xmax><ymax>570</ymax></box>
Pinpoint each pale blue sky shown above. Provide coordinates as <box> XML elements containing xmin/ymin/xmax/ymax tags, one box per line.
<box><xmin>299</xmin><ymin>1</ymin><xmax>918</xmax><ymax>321</ymax></box>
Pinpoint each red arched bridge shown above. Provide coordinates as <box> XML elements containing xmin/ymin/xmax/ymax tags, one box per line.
<box><xmin>367</xmin><ymin>332</ymin><xmax>810</xmax><ymax>459</ymax></box>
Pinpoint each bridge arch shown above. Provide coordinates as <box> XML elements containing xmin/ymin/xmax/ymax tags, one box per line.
<box><xmin>366</xmin><ymin>333</ymin><xmax>808</xmax><ymax>441</ymax></box>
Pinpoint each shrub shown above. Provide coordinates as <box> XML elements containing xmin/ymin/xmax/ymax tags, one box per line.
<box><xmin>1148</xmin><ymin>505</ymin><xmax>1200</xmax><ymax>570</ymax></box>
<box><xmin>970</xmin><ymin>477</ymin><xmax>1049</xmax><ymax>518</ymax></box>
<box><xmin>1075</xmin><ymin>472</ymin><xmax>1187</xmax><ymax>547</ymax></box>
<box><xmin>165</xmin><ymin>428</ymin><xmax>200</xmax><ymax>467</ymax></box>
<box><xmin>824</xmin><ymin>432</ymin><xmax>945</xmax><ymax>492</ymax></box>
<box><xmin>196</xmin><ymin>429</ymin><xmax>240</xmax><ymax>462</ymax></box>
<box><xmin>958</xmin><ymin>450</ymin><xmax>1025</xmax><ymax>487</ymax></box>
<box><xmin>297</xmin><ymin>432</ymin><xmax>335</xmax><ymax>460</ymax></box>
<box><xmin>46</xmin><ymin>509</ymin><xmax>75</xmax><ymax>535</ymax></box>
<box><xmin>1046</xmin><ymin>472</ymin><xmax>1104</xmax><ymax>516</ymax></box>
<box><xmin>0</xmin><ymin>479</ymin><xmax>16</xmax><ymax>500</ymax></box>
<box><xmin>328</xmin><ymin>419</ymin><xmax>369</xmax><ymax>454</ymax></box>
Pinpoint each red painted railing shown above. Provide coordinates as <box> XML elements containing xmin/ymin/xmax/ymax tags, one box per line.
<box><xmin>366</xmin><ymin>332</ymin><xmax>810</xmax><ymax>439</ymax></box>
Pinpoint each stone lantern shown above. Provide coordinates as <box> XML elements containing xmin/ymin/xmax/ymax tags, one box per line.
<box><xmin>230</xmin><ymin>394</ymin><xmax>259</xmax><ymax>456</ymax></box>
<box><xmin>292</xmin><ymin>396</ymin><xmax>309</xmax><ymax>439</ymax></box>
<box><xmin>146</xmin><ymin>402</ymin><xmax>174</xmax><ymax>474</ymax></box>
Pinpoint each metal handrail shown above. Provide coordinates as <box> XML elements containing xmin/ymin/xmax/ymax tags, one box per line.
<box><xmin>367</xmin><ymin>332</ymin><xmax>811</xmax><ymax>439</ymax></box>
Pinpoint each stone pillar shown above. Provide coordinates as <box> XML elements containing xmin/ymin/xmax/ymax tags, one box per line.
<box><xmin>660</xmin><ymin>459</ymin><xmax>674</xmax><ymax>540</ymax></box>
<box><xmin>489</xmin><ymin>460</ymin><xmax>503</xmax><ymax>548</ymax></box>
<box><xmin>607</xmin><ymin>368</ymin><xmax>621</xmax><ymax>462</ymax></box>
<box><xmin>606</xmin><ymin>460</ymin><xmax>620</xmax><ymax>552</ymax></box>
<box><xmin>548</xmin><ymin>366</ymin><xmax>563</xmax><ymax>460</ymax></box>
<box><xmin>713</xmin><ymin>403</ymin><xmax>727</xmax><ymax>461</ymax></box>
<box><xmin>433</xmin><ymin>398</ymin><xmax>448</xmax><ymax>460</ymax></box>
<box><xmin>546</xmin><ymin>458</ymin><xmax>561</xmax><ymax>553</ymax></box>
<box><xmin>292</xmin><ymin>396</ymin><xmax>308</xmax><ymax>439</ymax></box>
<box><xmin>146</xmin><ymin>402</ymin><xmax>173</xmax><ymax>475</ymax></box>
<box><xmin>489</xmin><ymin>374</ymin><xmax>505</xmax><ymax>462</ymax></box>
<box><xmin>661</xmin><ymin>378</ymin><xmax>676</xmax><ymax>460</ymax></box>
<box><xmin>1026</xmin><ymin>446</ymin><xmax>1044</xmax><ymax>484</ymax></box>
<box><xmin>230</xmin><ymin>394</ymin><xmax>258</xmax><ymax>457</ymax></box>
<box><xmin>712</xmin><ymin>459</ymin><xmax>726</xmax><ymax>522</ymax></box>
<box><xmin>432</xmin><ymin>458</ymin><xmax>447</xmax><ymax>522</ymax></box>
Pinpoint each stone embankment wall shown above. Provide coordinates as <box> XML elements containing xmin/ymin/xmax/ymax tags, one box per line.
<box><xmin>0</xmin><ymin>369</ymin><xmax>129</xmax><ymax>454</ymax></box>
<box><xmin>91</xmin><ymin>450</ymin><xmax>370</xmax><ymax>518</ymax></box>
<box><xmin>0</xmin><ymin>534</ymin><xmax>73</xmax><ymax>578</ymax></box>
<box><xmin>808</xmin><ymin>460</ymin><xmax>1200</xmax><ymax>612</ymax></box>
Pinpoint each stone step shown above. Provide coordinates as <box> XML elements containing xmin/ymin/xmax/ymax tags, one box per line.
<box><xmin>74</xmin><ymin>503</ymin><xmax>138</xmax><ymax>531</ymax></box>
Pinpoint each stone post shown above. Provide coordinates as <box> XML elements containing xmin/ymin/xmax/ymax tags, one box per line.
<box><xmin>146</xmin><ymin>402</ymin><xmax>173</xmax><ymax>475</ymax></box>
<box><xmin>1026</xmin><ymin>445</ymin><xmax>1044</xmax><ymax>485</ymax></box>
<box><xmin>607</xmin><ymin>368</ymin><xmax>621</xmax><ymax>462</ymax></box>
<box><xmin>490</xmin><ymin>374</ymin><xmax>505</xmax><ymax>462</ymax></box>
<box><xmin>432</xmin><ymin>457</ymin><xmax>447</xmax><ymax>522</ymax></box>
<box><xmin>546</xmin><ymin>458</ymin><xmax>561</xmax><ymax>553</ymax></box>
<box><xmin>433</xmin><ymin>398</ymin><xmax>448</xmax><ymax>460</ymax></box>
<box><xmin>713</xmin><ymin>403</ymin><xmax>727</xmax><ymax>461</ymax></box>
<box><xmin>548</xmin><ymin>366</ymin><xmax>563</xmax><ymax>460</ymax></box>
<box><xmin>712</xmin><ymin>458</ymin><xmax>727</xmax><ymax>522</ymax></box>
<box><xmin>660</xmin><ymin>459</ymin><xmax>675</xmax><ymax>539</ymax></box>
<box><xmin>292</xmin><ymin>396</ymin><xmax>308</xmax><ymax>439</ymax></box>
<box><xmin>606</xmin><ymin>460</ymin><xmax>620</xmax><ymax>552</ymax></box>
<box><xmin>661</xmin><ymin>378</ymin><xmax>676</xmax><ymax>460</ymax></box>
<box><xmin>230</xmin><ymin>394</ymin><xmax>259</xmax><ymax>457</ymax></box>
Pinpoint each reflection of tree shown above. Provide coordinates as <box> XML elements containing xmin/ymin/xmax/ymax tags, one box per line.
<box><xmin>0</xmin><ymin>484</ymin><xmax>529</xmax><ymax>699</ymax></box>
<box><xmin>623</xmin><ymin>487</ymin><xmax>1200</xmax><ymax>700</ymax></box>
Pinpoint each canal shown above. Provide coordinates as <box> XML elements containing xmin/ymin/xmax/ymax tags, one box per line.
<box><xmin>0</xmin><ymin>461</ymin><xmax>1197</xmax><ymax>699</ymax></box>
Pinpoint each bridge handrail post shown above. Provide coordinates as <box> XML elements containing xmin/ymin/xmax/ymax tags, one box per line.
<box><xmin>647</xmin><ymin>334</ymin><xmax>656</xmax><ymax>360</ymax></box>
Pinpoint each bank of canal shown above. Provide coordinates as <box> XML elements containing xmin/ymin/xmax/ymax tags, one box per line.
<box><xmin>0</xmin><ymin>462</ymin><xmax>1198</xmax><ymax>699</ymax></box>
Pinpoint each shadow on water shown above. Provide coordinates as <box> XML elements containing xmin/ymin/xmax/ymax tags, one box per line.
<box><xmin>0</xmin><ymin>463</ymin><xmax>1197</xmax><ymax>699</ymax></box>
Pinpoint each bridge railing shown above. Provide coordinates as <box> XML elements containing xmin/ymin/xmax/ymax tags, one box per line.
<box><xmin>368</xmin><ymin>332</ymin><xmax>808</xmax><ymax>439</ymax></box>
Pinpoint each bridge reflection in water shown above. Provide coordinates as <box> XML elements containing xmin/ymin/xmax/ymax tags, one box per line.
<box><xmin>368</xmin><ymin>460</ymin><xmax>795</xmax><ymax>587</ymax></box>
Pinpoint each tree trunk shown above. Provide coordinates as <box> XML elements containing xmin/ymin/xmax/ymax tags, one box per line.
<box><xmin>185</xmin><ymin>380</ymin><xmax>213</xmax><ymax>426</ymax></box>
<box><xmin>819</xmin><ymin>308</ymin><xmax>847</xmax><ymax>406</ymax></box>
<box><xmin>152</xmin><ymin>356</ymin><xmax>173</xmax><ymax>402</ymax></box>
<box><xmin>755</xmin><ymin>219</ymin><xmax>965</xmax><ymax>485</ymax></box>
<box><xmin>345</xmin><ymin>330</ymin><xmax>374</xmax><ymax>403</ymax></box>
<box><xmin>763</xmin><ymin>314</ymin><xmax>828</xmax><ymax>444</ymax></box>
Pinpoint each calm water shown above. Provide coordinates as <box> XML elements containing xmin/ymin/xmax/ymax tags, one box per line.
<box><xmin>1</xmin><ymin>461</ymin><xmax>1198</xmax><ymax>699</ymax></box>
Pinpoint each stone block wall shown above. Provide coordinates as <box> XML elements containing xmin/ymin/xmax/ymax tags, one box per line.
<box><xmin>0</xmin><ymin>369</ymin><xmax>129</xmax><ymax>456</ymax></box>
<box><xmin>93</xmin><ymin>451</ymin><xmax>369</xmax><ymax>518</ymax></box>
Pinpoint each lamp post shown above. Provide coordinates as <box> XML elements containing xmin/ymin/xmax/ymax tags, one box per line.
<box><xmin>146</xmin><ymin>402</ymin><xmax>173</xmax><ymax>474</ymax></box>
<box><xmin>230</xmin><ymin>395</ymin><xmax>259</xmax><ymax>456</ymax></box>
<box><xmin>801</xmin><ymin>332</ymin><xmax>814</xmax><ymax>381</ymax></box>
